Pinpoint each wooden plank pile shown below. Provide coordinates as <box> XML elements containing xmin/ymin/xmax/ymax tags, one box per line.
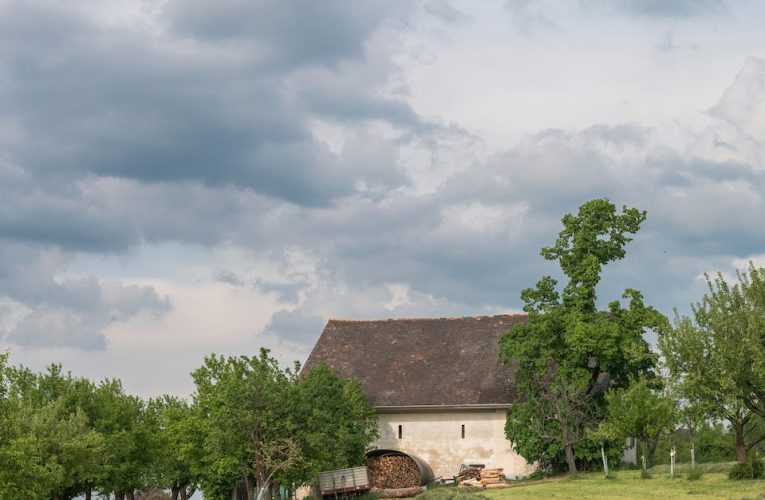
<box><xmin>458</xmin><ymin>467</ymin><xmax>506</xmax><ymax>489</ymax></box>
<box><xmin>367</xmin><ymin>455</ymin><xmax>421</xmax><ymax>489</ymax></box>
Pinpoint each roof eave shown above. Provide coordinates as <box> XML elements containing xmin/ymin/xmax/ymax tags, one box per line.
<box><xmin>374</xmin><ymin>403</ymin><xmax>510</xmax><ymax>413</ymax></box>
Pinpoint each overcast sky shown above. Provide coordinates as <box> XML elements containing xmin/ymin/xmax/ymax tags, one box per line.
<box><xmin>1</xmin><ymin>0</ymin><xmax>764</xmax><ymax>398</ymax></box>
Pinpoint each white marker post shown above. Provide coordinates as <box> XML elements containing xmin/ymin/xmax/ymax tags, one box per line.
<box><xmin>691</xmin><ymin>443</ymin><xmax>695</xmax><ymax>471</ymax></box>
<box><xmin>670</xmin><ymin>447</ymin><xmax>676</xmax><ymax>478</ymax></box>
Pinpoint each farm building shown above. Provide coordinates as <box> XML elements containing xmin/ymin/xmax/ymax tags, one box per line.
<box><xmin>301</xmin><ymin>314</ymin><xmax>536</xmax><ymax>479</ymax></box>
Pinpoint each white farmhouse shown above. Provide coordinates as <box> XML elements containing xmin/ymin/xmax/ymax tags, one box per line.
<box><xmin>302</xmin><ymin>315</ymin><xmax>535</xmax><ymax>479</ymax></box>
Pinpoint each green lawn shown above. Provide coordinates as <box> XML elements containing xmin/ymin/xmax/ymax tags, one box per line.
<box><xmin>475</xmin><ymin>463</ymin><xmax>765</xmax><ymax>499</ymax></box>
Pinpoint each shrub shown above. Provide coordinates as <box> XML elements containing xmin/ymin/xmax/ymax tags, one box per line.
<box><xmin>728</xmin><ymin>458</ymin><xmax>764</xmax><ymax>480</ymax></box>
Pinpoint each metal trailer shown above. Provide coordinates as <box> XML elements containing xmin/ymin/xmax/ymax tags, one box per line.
<box><xmin>318</xmin><ymin>466</ymin><xmax>370</xmax><ymax>496</ymax></box>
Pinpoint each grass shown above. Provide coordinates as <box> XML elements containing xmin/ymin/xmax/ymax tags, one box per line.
<box><xmin>464</xmin><ymin>462</ymin><xmax>765</xmax><ymax>499</ymax></box>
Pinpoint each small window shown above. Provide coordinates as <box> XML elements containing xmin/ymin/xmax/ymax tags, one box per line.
<box><xmin>461</xmin><ymin>424</ymin><xmax>465</xmax><ymax>439</ymax></box>
<box><xmin>398</xmin><ymin>425</ymin><xmax>403</xmax><ymax>439</ymax></box>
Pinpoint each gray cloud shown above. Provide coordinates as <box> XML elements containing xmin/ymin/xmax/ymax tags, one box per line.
<box><xmin>584</xmin><ymin>0</ymin><xmax>727</xmax><ymax>18</ymax></box>
<box><xmin>262</xmin><ymin>309</ymin><xmax>327</xmax><ymax>346</ymax></box>
<box><xmin>161</xmin><ymin>0</ymin><xmax>398</xmax><ymax>68</ymax></box>
<box><xmin>0</xmin><ymin>243</ymin><xmax>171</xmax><ymax>350</ymax></box>
<box><xmin>0</xmin><ymin>0</ymin><xmax>425</xmax><ymax>207</ymax></box>
<box><xmin>423</xmin><ymin>1</ymin><xmax>469</xmax><ymax>24</ymax></box>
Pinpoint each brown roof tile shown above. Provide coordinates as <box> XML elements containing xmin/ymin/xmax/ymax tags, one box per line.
<box><xmin>301</xmin><ymin>314</ymin><xmax>526</xmax><ymax>407</ymax></box>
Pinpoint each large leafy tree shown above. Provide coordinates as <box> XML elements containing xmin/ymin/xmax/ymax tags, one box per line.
<box><xmin>192</xmin><ymin>349</ymin><xmax>299</xmax><ymax>500</ymax></box>
<box><xmin>500</xmin><ymin>199</ymin><xmax>664</xmax><ymax>473</ymax></box>
<box><xmin>83</xmin><ymin>379</ymin><xmax>156</xmax><ymax>500</ymax></box>
<box><xmin>287</xmin><ymin>364</ymin><xmax>378</xmax><ymax>485</ymax></box>
<box><xmin>660</xmin><ymin>264</ymin><xmax>765</xmax><ymax>462</ymax></box>
<box><xmin>0</xmin><ymin>364</ymin><xmax>108</xmax><ymax>500</ymax></box>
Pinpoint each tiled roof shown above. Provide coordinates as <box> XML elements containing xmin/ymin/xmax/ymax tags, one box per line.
<box><xmin>301</xmin><ymin>315</ymin><xmax>526</xmax><ymax>407</ymax></box>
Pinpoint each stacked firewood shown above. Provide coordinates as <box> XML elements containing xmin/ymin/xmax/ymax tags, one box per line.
<box><xmin>458</xmin><ymin>467</ymin><xmax>506</xmax><ymax>489</ymax></box>
<box><xmin>457</xmin><ymin>467</ymin><xmax>481</xmax><ymax>481</ymax></box>
<box><xmin>367</xmin><ymin>455</ymin><xmax>421</xmax><ymax>489</ymax></box>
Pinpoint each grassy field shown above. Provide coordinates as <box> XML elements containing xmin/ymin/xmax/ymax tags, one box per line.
<box><xmin>423</xmin><ymin>463</ymin><xmax>765</xmax><ymax>500</ymax></box>
<box><xmin>482</xmin><ymin>463</ymin><xmax>765</xmax><ymax>499</ymax></box>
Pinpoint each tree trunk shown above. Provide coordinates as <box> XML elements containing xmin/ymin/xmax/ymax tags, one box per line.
<box><xmin>735</xmin><ymin>420</ymin><xmax>747</xmax><ymax>462</ymax></box>
<box><xmin>691</xmin><ymin>443</ymin><xmax>696</xmax><ymax>469</ymax></box>
<box><xmin>180</xmin><ymin>486</ymin><xmax>189</xmax><ymax>500</ymax></box>
<box><xmin>172</xmin><ymin>487</ymin><xmax>181</xmax><ymax>500</ymax></box>
<box><xmin>126</xmin><ymin>491</ymin><xmax>135</xmax><ymax>500</ymax></box>
<box><xmin>245</xmin><ymin>472</ymin><xmax>256</xmax><ymax>500</ymax></box>
<box><xmin>85</xmin><ymin>487</ymin><xmax>92</xmax><ymax>500</ymax></box>
<box><xmin>647</xmin><ymin>437</ymin><xmax>659</xmax><ymax>467</ymax></box>
<box><xmin>564</xmin><ymin>442</ymin><xmax>577</xmax><ymax>474</ymax></box>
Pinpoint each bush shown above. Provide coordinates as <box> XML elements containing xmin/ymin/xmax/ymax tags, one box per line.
<box><xmin>686</xmin><ymin>468</ymin><xmax>703</xmax><ymax>481</ymax></box>
<box><xmin>728</xmin><ymin>458</ymin><xmax>764</xmax><ymax>480</ymax></box>
<box><xmin>526</xmin><ymin>467</ymin><xmax>553</xmax><ymax>481</ymax></box>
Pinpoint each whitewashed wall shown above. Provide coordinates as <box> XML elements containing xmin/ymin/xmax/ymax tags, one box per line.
<box><xmin>373</xmin><ymin>409</ymin><xmax>534</xmax><ymax>479</ymax></box>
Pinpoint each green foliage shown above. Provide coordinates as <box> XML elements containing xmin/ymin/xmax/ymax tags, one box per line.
<box><xmin>192</xmin><ymin>349</ymin><xmax>297</xmax><ymax>496</ymax></box>
<box><xmin>147</xmin><ymin>395</ymin><xmax>199</xmax><ymax>498</ymax></box>
<box><xmin>192</xmin><ymin>350</ymin><xmax>378</xmax><ymax>497</ymax></box>
<box><xmin>660</xmin><ymin>263</ymin><xmax>765</xmax><ymax>463</ymax></box>
<box><xmin>287</xmin><ymin>363</ymin><xmax>378</xmax><ymax>483</ymax></box>
<box><xmin>87</xmin><ymin>379</ymin><xmax>156</xmax><ymax>497</ymax></box>
<box><xmin>728</xmin><ymin>457</ymin><xmax>764</xmax><ymax>479</ymax></box>
<box><xmin>601</xmin><ymin>377</ymin><xmax>676</xmax><ymax>468</ymax></box>
<box><xmin>654</xmin><ymin>421</ymin><xmax>736</xmax><ymax>465</ymax></box>
<box><xmin>0</xmin><ymin>350</ymin><xmax>376</xmax><ymax>499</ymax></box>
<box><xmin>500</xmin><ymin>199</ymin><xmax>664</xmax><ymax>473</ymax></box>
<box><xmin>0</xmin><ymin>363</ymin><xmax>111</xmax><ymax>500</ymax></box>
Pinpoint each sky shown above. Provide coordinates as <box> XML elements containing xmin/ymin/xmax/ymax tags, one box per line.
<box><xmin>1</xmin><ymin>0</ymin><xmax>764</xmax><ymax>398</ymax></box>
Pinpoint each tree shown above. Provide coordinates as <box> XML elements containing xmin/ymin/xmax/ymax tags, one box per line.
<box><xmin>0</xmin><ymin>364</ymin><xmax>108</xmax><ymax>500</ymax></box>
<box><xmin>500</xmin><ymin>199</ymin><xmax>664</xmax><ymax>473</ymax></box>
<box><xmin>87</xmin><ymin>379</ymin><xmax>156</xmax><ymax>499</ymax></box>
<box><xmin>148</xmin><ymin>396</ymin><xmax>199</xmax><ymax>500</ymax></box>
<box><xmin>601</xmin><ymin>377</ymin><xmax>676</xmax><ymax>470</ymax></box>
<box><xmin>192</xmin><ymin>350</ymin><xmax>298</xmax><ymax>500</ymax></box>
<box><xmin>287</xmin><ymin>364</ymin><xmax>378</xmax><ymax>486</ymax></box>
<box><xmin>660</xmin><ymin>264</ymin><xmax>765</xmax><ymax>462</ymax></box>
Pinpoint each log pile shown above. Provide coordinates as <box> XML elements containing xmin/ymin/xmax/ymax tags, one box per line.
<box><xmin>367</xmin><ymin>454</ymin><xmax>421</xmax><ymax>489</ymax></box>
<box><xmin>457</xmin><ymin>467</ymin><xmax>481</xmax><ymax>481</ymax></box>
<box><xmin>458</xmin><ymin>467</ymin><xmax>506</xmax><ymax>489</ymax></box>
